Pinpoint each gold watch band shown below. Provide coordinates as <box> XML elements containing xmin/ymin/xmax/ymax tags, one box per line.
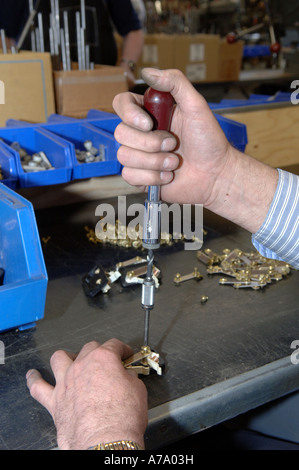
<box><xmin>89</xmin><ymin>440</ymin><xmax>143</xmax><ymax>450</ymax></box>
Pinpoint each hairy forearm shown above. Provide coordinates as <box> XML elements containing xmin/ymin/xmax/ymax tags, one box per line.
<box><xmin>205</xmin><ymin>146</ymin><xmax>279</xmax><ymax>234</ymax></box>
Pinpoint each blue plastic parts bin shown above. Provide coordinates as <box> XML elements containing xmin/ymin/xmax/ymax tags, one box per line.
<box><xmin>243</xmin><ymin>45</ymin><xmax>271</xmax><ymax>58</ymax></box>
<box><xmin>44</xmin><ymin>120</ymin><xmax>121</xmax><ymax>180</ymax></box>
<box><xmin>0</xmin><ymin>141</ymin><xmax>18</xmax><ymax>189</ymax></box>
<box><xmin>0</xmin><ymin>126</ymin><xmax>73</xmax><ymax>188</ymax></box>
<box><xmin>46</xmin><ymin>114</ymin><xmax>80</xmax><ymax>124</ymax></box>
<box><xmin>0</xmin><ymin>184</ymin><xmax>48</xmax><ymax>332</ymax></box>
<box><xmin>209</xmin><ymin>92</ymin><xmax>292</xmax><ymax>111</ymax></box>
<box><xmin>214</xmin><ymin>114</ymin><xmax>247</xmax><ymax>152</ymax></box>
<box><xmin>87</xmin><ymin>109</ymin><xmax>121</xmax><ymax>121</ymax></box>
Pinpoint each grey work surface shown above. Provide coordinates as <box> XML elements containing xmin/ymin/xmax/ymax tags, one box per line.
<box><xmin>0</xmin><ymin>195</ymin><xmax>298</xmax><ymax>450</ymax></box>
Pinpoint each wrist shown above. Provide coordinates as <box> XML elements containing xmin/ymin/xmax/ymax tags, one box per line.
<box><xmin>205</xmin><ymin>146</ymin><xmax>279</xmax><ymax>233</ymax></box>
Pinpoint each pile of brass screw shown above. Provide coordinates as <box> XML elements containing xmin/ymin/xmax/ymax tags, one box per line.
<box><xmin>197</xmin><ymin>247</ymin><xmax>291</xmax><ymax>290</ymax></box>
<box><xmin>85</xmin><ymin>220</ymin><xmax>204</xmax><ymax>250</ymax></box>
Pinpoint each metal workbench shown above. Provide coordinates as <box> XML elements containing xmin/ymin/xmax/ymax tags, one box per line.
<box><xmin>0</xmin><ymin>193</ymin><xmax>298</xmax><ymax>450</ymax></box>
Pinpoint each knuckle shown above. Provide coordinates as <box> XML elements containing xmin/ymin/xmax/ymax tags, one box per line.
<box><xmin>50</xmin><ymin>349</ymin><xmax>64</xmax><ymax>366</ymax></box>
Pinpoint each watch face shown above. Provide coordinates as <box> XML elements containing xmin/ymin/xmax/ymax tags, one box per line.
<box><xmin>128</xmin><ymin>61</ymin><xmax>136</xmax><ymax>72</ymax></box>
<box><xmin>121</xmin><ymin>59</ymin><xmax>136</xmax><ymax>72</ymax></box>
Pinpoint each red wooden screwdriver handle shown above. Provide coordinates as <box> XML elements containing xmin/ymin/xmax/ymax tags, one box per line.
<box><xmin>143</xmin><ymin>88</ymin><xmax>175</xmax><ymax>132</ymax></box>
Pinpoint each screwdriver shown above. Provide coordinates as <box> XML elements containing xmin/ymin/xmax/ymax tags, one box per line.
<box><xmin>141</xmin><ymin>88</ymin><xmax>176</xmax><ymax>349</ymax></box>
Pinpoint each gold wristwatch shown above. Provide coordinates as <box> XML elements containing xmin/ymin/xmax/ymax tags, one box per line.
<box><xmin>89</xmin><ymin>440</ymin><xmax>143</xmax><ymax>450</ymax></box>
<box><xmin>120</xmin><ymin>59</ymin><xmax>136</xmax><ymax>72</ymax></box>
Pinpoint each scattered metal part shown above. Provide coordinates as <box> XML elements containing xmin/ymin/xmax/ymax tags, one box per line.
<box><xmin>123</xmin><ymin>346</ymin><xmax>162</xmax><ymax>376</ymax></box>
<box><xmin>41</xmin><ymin>236</ymin><xmax>51</xmax><ymax>245</ymax></box>
<box><xmin>174</xmin><ymin>267</ymin><xmax>203</xmax><ymax>285</ymax></box>
<box><xmin>75</xmin><ymin>141</ymin><xmax>106</xmax><ymax>164</ymax></box>
<box><xmin>82</xmin><ymin>256</ymin><xmax>156</xmax><ymax>298</ymax></box>
<box><xmin>123</xmin><ymin>264</ymin><xmax>160</xmax><ymax>288</ymax></box>
<box><xmin>200</xmin><ymin>295</ymin><xmax>208</xmax><ymax>303</ymax></box>
<box><xmin>219</xmin><ymin>277</ymin><xmax>267</xmax><ymax>290</ymax></box>
<box><xmin>82</xmin><ymin>264</ymin><xmax>110</xmax><ymax>297</ymax></box>
<box><xmin>197</xmin><ymin>247</ymin><xmax>291</xmax><ymax>290</ymax></box>
<box><xmin>115</xmin><ymin>256</ymin><xmax>146</xmax><ymax>270</ymax></box>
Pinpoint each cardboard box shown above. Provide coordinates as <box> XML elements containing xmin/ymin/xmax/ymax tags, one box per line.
<box><xmin>0</xmin><ymin>52</ymin><xmax>55</xmax><ymax>126</ymax></box>
<box><xmin>136</xmin><ymin>34</ymin><xmax>175</xmax><ymax>78</ymax></box>
<box><xmin>54</xmin><ymin>65</ymin><xmax>128</xmax><ymax>117</ymax></box>
<box><xmin>218</xmin><ymin>39</ymin><xmax>244</xmax><ymax>81</ymax></box>
<box><xmin>174</xmin><ymin>34</ymin><xmax>220</xmax><ymax>82</ymax></box>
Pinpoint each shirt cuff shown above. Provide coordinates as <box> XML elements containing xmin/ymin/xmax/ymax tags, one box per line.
<box><xmin>252</xmin><ymin>169</ymin><xmax>299</xmax><ymax>269</ymax></box>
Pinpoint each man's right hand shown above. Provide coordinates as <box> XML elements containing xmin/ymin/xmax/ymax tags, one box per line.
<box><xmin>113</xmin><ymin>68</ymin><xmax>232</xmax><ymax>208</ymax></box>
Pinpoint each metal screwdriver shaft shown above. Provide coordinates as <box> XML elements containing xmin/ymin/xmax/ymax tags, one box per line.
<box><xmin>143</xmin><ymin>249</ymin><xmax>154</xmax><ymax>347</ymax></box>
<box><xmin>142</xmin><ymin>88</ymin><xmax>175</xmax><ymax>350</ymax></box>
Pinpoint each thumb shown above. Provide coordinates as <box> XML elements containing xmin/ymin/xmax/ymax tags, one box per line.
<box><xmin>141</xmin><ymin>68</ymin><xmax>209</xmax><ymax>113</ymax></box>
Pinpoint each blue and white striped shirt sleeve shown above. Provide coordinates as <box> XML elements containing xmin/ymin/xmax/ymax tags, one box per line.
<box><xmin>252</xmin><ymin>169</ymin><xmax>299</xmax><ymax>270</ymax></box>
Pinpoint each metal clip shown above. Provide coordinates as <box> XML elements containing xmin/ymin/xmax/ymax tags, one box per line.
<box><xmin>174</xmin><ymin>267</ymin><xmax>203</xmax><ymax>285</ymax></box>
<box><xmin>124</xmin><ymin>265</ymin><xmax>160</xmax><ymax>287</ymax></box>
<box><xmin>115</xmin><ymin>256</ymin><xmax>146</xmax><ymax>270</ymax></box>
<box><xmin>123</xmin><ymin>346</ymin><xmax>162</xmax><ymax>376</ymax></box>
<box><xmin>219</xmin><ymin>277</ymin><xmax>267</xmax><ymax>290</ymax></box>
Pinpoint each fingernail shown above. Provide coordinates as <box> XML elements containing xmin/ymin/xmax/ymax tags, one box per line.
<box><xmin>161</xmin><ymin>137</ymin><xmax>176</xmax><ymax>152</ymax></box>
<box><xmin>26</xmin><ymin>369</ymin><xmax>34</xmax><ymax>379</ymax></box>
<box><xmin>163</xmin><ymin>156</ymin><xmax>176</xmax><ymax>170</ymax></box>
<box><xmin>141</xmin><ymin>67</ymin><xmax>163</xmax><ymax>81</ymax></box>
<box><xmin>160</xmin><ymin>171</ymin><xmax>173</xmax><ymax>182</ymax></box>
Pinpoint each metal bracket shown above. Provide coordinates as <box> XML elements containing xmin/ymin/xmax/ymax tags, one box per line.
<box><xmin>173</xmin><ymin>267</ymin><xmax>203</xmax><ymax>285</ymax></box>
<box><xmin>123</xmin><ymin>346</ymin><xmax>162</xmax><ymax>376</ymax></box>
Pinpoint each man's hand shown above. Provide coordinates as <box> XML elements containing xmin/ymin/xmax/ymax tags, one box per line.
<box><xmin>113</xmin><ymin>68</ymin><xmax>278</xmax><ymax>234</ymax></box>
<box><xmin>26</xmin><ymin>339</ymin><xmax>148</xmax><ymax>450</ymax></box>
<box><xmin>113</xmin><ymin>67</ymin><xmax>232</xmax><ymax>208</ymax></box>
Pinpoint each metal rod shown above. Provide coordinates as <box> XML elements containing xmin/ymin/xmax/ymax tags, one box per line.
<box><xmin>54</xmin><ymin>0</ymin><xmax>60</xmax><ymax>45</ymax></box>
<box><xmin>50</xmin><ymin>0</ymin><xmax>59</xmax><ymax>53</ymax></box>
<box><xmin>38</xmin><ymin>13</ymin><xmax>45</xmax><ymax>52</ymax></box>
<box><xmin>29</xmin><ymin>0</ymin><xmax>35</xmax><ymax>51</ymax></box>
<box><xmin>16</xmin><ymin>9</ymin><xmax>37</xmax><ymax>51</ymax></box>
<box><xmin>63</xmin><ymin>11</ymin><xmax>71</xmax><ymax>70</ymax></box>
<box><xmin>143</xmin><ymin>309</ymin><xmax>150</xmax><ymax>347</ymax></box>
<box><xmin>60</xmin><ymin>28</ymin><xmax>67</xmax><ymax>71</ymax></box>
<box><xmin>80</xmin><ymin>27</ymin><xmax>86</xmax><ymax>70</ymax></box>
<box><xmin>0</xmin><ymin>29</ymin><xmax>7</xmax><ymax>54</ymax></box>
<box><xmin>35</xmin><ymin>27</ymin><xmax>40</xmax><ymax>52</ymax></box>
<box><xmin>76</xmin><ymin>12</ymin><xmax>82</xmax><ymax>70</ymax></box>
<box><xmin>49</xmin><ymin>27</ymin><xmax>54</xmax><ymax>55</ymax></box>
<box><xmin>50</xmin><ymin>12</ymin><xmax>59</xmax><ymax>55</ymax></box>
<box><xmin>85</xmin><ymin>44</ymin><xmax>90</xmax><ymax>70</ymax></box>
<box><xmin>80</xmin><ymin>0</ymin><xmax>86</xmax><ymax>30</ymax></box>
